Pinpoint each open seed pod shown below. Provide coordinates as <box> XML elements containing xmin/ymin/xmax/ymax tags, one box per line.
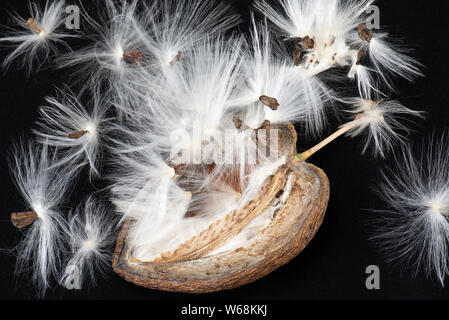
<box><xmin>112</xmin><ymin>123</ymin><xmax>330</xmax><ymax>293</ymax></box>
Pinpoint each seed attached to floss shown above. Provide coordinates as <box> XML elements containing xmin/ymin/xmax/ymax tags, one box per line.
<box><xmin>259</xmin><ymin>95</ymin><xmax>280</xmax><ymax>111</ymax></box>
<box><xmin>293</xmin><ymin>45</ymin><xmax>302</xmax><ymax>66</ymax></box>
<box><xmin>68</xmin><ymin>130</ymin><xmax>89</xmax><ymax>139</ymax></box>
<box><xmin>356</xmin><ymin>49</ymin><xmax>364</xmax><ymax>65</ymax></box>
<box><xmin>11</xmin><ymin>211</ymin><xmax>38</xmax><ymax>229</ymax></box>
<box><xmin>302</xmin><ymin>36</ymin><xmax>315</xmax><ymax>49</ymax></box>
<box><xmin>233</xmin><ymin>115</ymin><xmax>243</xmax><ymax>130</ymax></box>
<box><xmin>26</xmin><ymin>18</ymin><xmax>42</xmax><ymax>35</ymax></box>
<box><xmin>358</xmin><ymin>23</ymin><xmax>373</xmax><ymax>42</ymax></box>
<box><xmin>169</xmin><ymin>51</ymin><xmax>182</xmax><ymax>65</ymax></box>
<box><xmin>123</xmin><ymin>50</ymin><xmax>143</xmax><ymax>66</ymax></box>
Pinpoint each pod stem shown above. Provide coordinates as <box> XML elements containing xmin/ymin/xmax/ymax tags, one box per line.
<box><xmin>296</xmin><ymin>120</ymin><xmax>358</xmax><ymax>161</ymax></box>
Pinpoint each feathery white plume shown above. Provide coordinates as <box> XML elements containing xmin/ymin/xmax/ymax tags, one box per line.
<box><xmin>58</xmin><ymin>0</ymin><xmax>141</xmax><ymax>95</ymax></box>
<box><xmin>137</xmin><ymin>0</ymin><xmax>240</xmax><ymax>74</ymax></box>
<box><xmin>255</xmin><ymin>0</ymin><xmax>421</xmax><ymax>96</ymax></box>
<box><xmin>33</xmin><ymin>89</ymin><xmax>108</xmax><ymax>178</ymax></box>
<box><xmin>341</xmin><ymin>99</ymin><xmax>424</xmax><ymax>157</ymax></box>
<box><xmin>0</xmin><ymin>0</ymin><xmax>71</xmax><ymax>73</ymax></box>
<box><xmin>61</xmin><ymin>197</ymin><xmax>116</xmax><ymax>289</ymax></box>
<box><xmin>9</xmin><ymin>141</ymin><xmax>76</xmax><ymax>295</ymax></box>
<box><xmin>356</xmin><ymin>32</ymin><xmax>423</xmax><ymax>89</ymax></box>
<box><xmin>233</xmin><ymin>18</ymin><xmax>332</xmax><ymax>134</ymax></box>
<box><xmin>255</xmin><ymin>0</ymin><xmax>373</xmax><ymax>74</ymax></box>
<box><xmin>372</xmin><ymin>135</ymin><xmax>449</xmax><ymax>285</ymax></box>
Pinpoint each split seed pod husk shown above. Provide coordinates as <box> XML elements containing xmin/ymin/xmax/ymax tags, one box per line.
<box><xmin>113</xmin><ymin>123</ymin><xmax>330</xmax><ymax>293</ymax></box>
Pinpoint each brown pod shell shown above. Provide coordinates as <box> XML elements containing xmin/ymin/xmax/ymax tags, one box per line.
<box><xmin>113</xmin><ymin>123</ymin><xmax>330</xmax><ymax>293</ymax></box>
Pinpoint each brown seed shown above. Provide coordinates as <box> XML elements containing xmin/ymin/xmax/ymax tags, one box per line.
<box><xmin>356</xmin><ymin>50</ymin><xmax>364</xmax><ymax>65</ymax></box>
<box><xmin>293</xmin><ymin>45</ymin><xmax>302</xmax><ymax>66</ymax></box>
<box><xmin>26</xmin><ymin>18</ymin><xmax>42</xmax><ymax>34</ymax></box>
<box><xmin>11</xmin><ymin>211</ymin><xmax>38</xmax><ymax>229</ymax></box>
<box><xmin>68</xmin><ymin>130</ymin><xmax>88</xmax><ymax>139</ymax></box>
<box><xmin>123</xmin><ymin>50</ymin><xmax>143</xmax><ymax>66</ymax></box>
<box><xmin>259</xmin><ymin>120</ymin><xmax>271</xmax><ymax>130</ymax></box>
<box><xmin>259</xmin><ymin>95</ymin><xmax>280</xmax><ymax>111</ymax></box>
<box><xmin>169</xmin><ymin>51</ymin><xmax>182</xmax><ymax>65</ymax></box>
<box><xmin>233</xmin><ymin>115</ymin><xmax>243</xmax><ymax>129</ymax></box>
<box><xmin>357</xmin><ymin>23</ymin><xmax>373</xmax><ymax>42</ymax></box>
<box><xmin>173</xmin><ymin>164</ymin><xmax>187</xmax><ymax>176</ymax></box>
<box><xmin>302</xmin><ymin>36</ymin><xmax>315</xmax><ymax>49</ymax></box>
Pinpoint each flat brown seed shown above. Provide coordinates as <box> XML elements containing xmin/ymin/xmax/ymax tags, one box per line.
<box><xmin>293</xmin><ymin>45</ymin><xmax>302</xmax><ymax>66</ymax></box>
<box><xmin>123</xmin><ymin>50</ymin><xmax>143</xmax><ymax>66</ymax></box>
<box><xmin>11</xmin><ymin>211</ymin><xmax>38</xmax><ymax>229</ymax></box>
<box><xmin>233</xmin><ymin>115</ymin><xmax>243</xmax><ymax>129</ymax></box>
<box><xmin>173</xmin><ymin>164</ymin><xmax>187</xmax><ymax>176</ymax></box>
<box><xmin>259</xmin><ymin>120</ymin><xmax>271</xmax><ymax>130</ymax></box>
<box><xmin>68</xmin><ymin>130</ymin><xmax>88</xmax><ymax>139</ymax></box>
<box><xmin>259</xmin><ymin>95</ymin><xmax>280</xmax><ymax>111</ymax></box>
<box><xmin>357</xmin><ymin>23</ymin><xmax>373</xmax><ymax>42</ymax></box>
<box><xmin>356</xmin><ymin>50</ymin><xmax>364</xmax><ymax>65</ymax></box>
<box><xmin>26</xmin><ymin>18</ymin><xmax>41</xmax><ymax>34</ymax></box>
<box><xmin>169</xmin><ymin>51</ymin><xmax>182</xmax><ymax>65</ymax></box>
<box><xmin>302</xmin><ymin>36</ymin><xmax>315</xmax><ymax>49</ymax></box>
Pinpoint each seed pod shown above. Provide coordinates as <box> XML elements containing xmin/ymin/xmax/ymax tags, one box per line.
<box><xmin>113</xmin><ymin>123</ymin><xmax>330</xmax><ymax>293</ymax></box>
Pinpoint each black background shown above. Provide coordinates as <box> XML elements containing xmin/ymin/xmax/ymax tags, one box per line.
<box><xmin>0</xmin><ymin>0</ymin><xmax>448</xmax><ymax>301</ymax></box>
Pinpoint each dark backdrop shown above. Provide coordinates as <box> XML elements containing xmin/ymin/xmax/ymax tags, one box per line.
<box><xmin>0</xmin><ymin>0</ymin><xmax>448</xmax><ymax>300</ymax></box>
